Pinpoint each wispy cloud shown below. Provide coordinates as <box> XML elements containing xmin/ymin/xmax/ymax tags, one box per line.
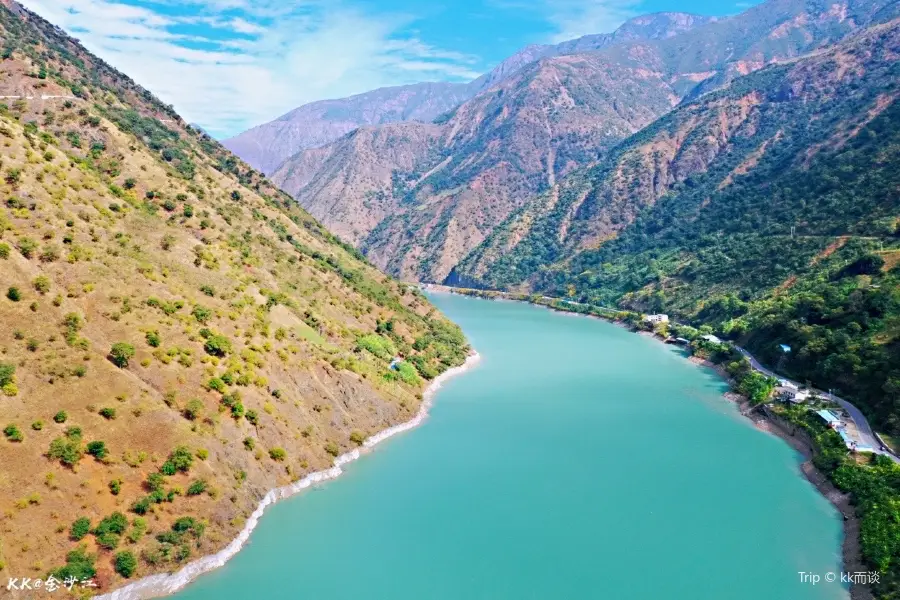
<box><xmin>542</xmin><ymin>0</ymin><xmax>640</xmax><ymax>42</ymax></box>
<box><xmin>19</xmin><ymin>0</ymin><xmax>484</xmax><ymax>138</ymax></box>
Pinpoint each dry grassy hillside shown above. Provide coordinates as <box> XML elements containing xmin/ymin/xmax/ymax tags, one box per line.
<box><xmin>0</xmin><ymin>1</ymin><xmax>468</xmax><ymax>593</ymax></box>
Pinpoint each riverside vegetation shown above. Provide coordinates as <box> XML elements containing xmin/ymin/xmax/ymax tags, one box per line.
<box><xmin>0</xmin><ymin>0</ymin><xmax>468</xmax><ymax>591</ymax></box>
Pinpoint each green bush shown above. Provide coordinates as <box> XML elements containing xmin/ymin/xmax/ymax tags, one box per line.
<box><xmin>192</xmin><ymin>305</ymin><xmax>212</xmax><ymax>323</ymax></box>
<box><xmin>243</xmin><ymin>437</ymin><xmax>255</xmax><ymax>450</ymax></box>
<box><xmin>199</xmin><ymin>285</ymin><xmax>215</xmax><ymax>297</ymax></box>
<box><xmin>95</xmin><ymin>512</ymin><xmax>128</xmax><ymax>536</ymax></box>
<box><xmin>109</xmin><ymin>342</ymin><xmax>135</xmax><ymax>367</ymax></box>
<box><xmin>0</xmin><ymin>242</ymin><xmax>10</xmax><ymax>259</ymax></box>
<box><xmin>6</xmin><ymin>286</ymin><xmax>21</xmax><ymax>302</ymax></box>
<box><xmin>203</xmin><ymin>334</ymin><xmax>231</xmax><ymax>356</ymax></box>
<box><xmin>99</xmin><ymin>407</ymin><xmax>116</xmax><ymax>420</ymax></box>
<box><xmin>109</xmin><ymin>479</ymin><xmax>122</xmax><ymax>495</ymax></box>
<box><xmin>324</xmin><ymin>442</ymin><xmax>339</xmax><ymax>457</ymax></box>
<box><xmin>269</xmin><ymin>447</ymin><xmax>286</xmax><ymax>461</ymax></box>
<box><xmin>0</xmin><ymin>362</ymin><xmax>14</xmax><ymax>387</ymax></box>
<box><xmin>69</xmin><ymin>517</ymin><xmax>91</xmax><ymax>541</ymax></box>
<box><xmin>48</xmin><ymin>436</ymin><xmax>84</xmax><ymax>466</ymax></box>
<box><xmin>114</xmin><ymin>550</ymin><xmax>137</xmax><ymax>578</ymax></box>
<box><xmin>3</xmin><ymin>424</ymin><xmax>23</xmax><ymax>442</ymax></box>
<box><xmin>145</xmin><ymin>331</ymin><xmax>161</xmax><ymax>347</ymax></box>
<box><xmin>53</xmin><ymin>410</ymin><xmax>68</xmax><ymax>423</ymax></box>
<box><xmin>17</xmin><ymin>237</ymin><xmax>37</xmax><ymax>258</ymax></box>
<box><xmin>32</xmin><ymin>276</ymin><xmax>50</xmax><ymax>294</ymax></box>
<box><xmin>163</xmin><ymin>446</ymin><xmax>193</xmax><ymax>473</ymax></box>
<box><xmin>51</xmin><ymin>546</ymin><xmax>96</xmax><ymax>582</ymax></box>
<box><xmin>86</xmin><ymin>440</ymin><xmax>108</xmax><ymax>459</ymax></box>
<box><xmin>183</xmin><ymin>399</ymin><xmax>203</xmax><ymax>420</ymax></box>
<box><xmin>350</xmin><ymin>431</ymin><xmax>365</xmax><ymax>445</ymax></box>
<box><xmin>356</xmin><ymin>334</ymin><xmax>396</xmax><ymax>361</ymax></box>
<box><xmin>186</xmin><ymin>479</ymin><xmax>207</xmax><ymax>496</ymax></box>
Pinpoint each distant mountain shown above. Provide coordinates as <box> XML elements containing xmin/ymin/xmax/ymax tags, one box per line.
<box><xmin>224</xmin><ymin>12</ymin><xmax>714</xmax><ymax>175</ymax></box>
<box><xmin>222</xmin><ymin>82</ymin><xmax>472</xmax><ymax>175</ymax></box>
<box><xmin>272</xmin><ymin>0</ymin><xmax>897</xmax><ymax>283</ymax></box>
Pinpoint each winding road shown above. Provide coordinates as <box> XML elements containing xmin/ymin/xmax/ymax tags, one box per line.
<box><xmin>734</xmin><ymin>346</ymin><xmax>900</xmax><ymax>463</ymax></box>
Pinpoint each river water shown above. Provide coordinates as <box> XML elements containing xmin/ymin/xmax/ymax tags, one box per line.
<box><xmin>173</xmin><ymin>293</ymin><xmax>846</xmax><ymax>600</ymax></box>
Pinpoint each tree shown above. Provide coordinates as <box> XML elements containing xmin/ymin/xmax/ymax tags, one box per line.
<box><xmin>109</xmin><ymin>343</ymin><xmax>135</xmax><ymax>368</ymax></box>
<box><xmin>186</xmin><ymin>479</ymin><xmax>207</xmax><ymax>496</ymax></box>
<box><xmin>114</xmin><ymin>551</ymin><xmax>137</xmax><ymax>578</ymax></box>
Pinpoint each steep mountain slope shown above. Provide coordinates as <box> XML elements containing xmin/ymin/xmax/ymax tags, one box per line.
<box><xmin>457</xmin><ymin>17</ymin><xmax>900</xmax><ymax>291</ymax></box>
<box><xmin>226</xmin><ymin>12</ymin><xmax>713</xmax><ymax>176</ymax></box>
<box><xmin>0</xmin><ymin>0</ymin><xmax>467</xmax><ymax>592</ymax></box>
<box><xmin>463</xmin><ymin>19</ymin><xmax>900</xmax><ymax>435</ymax></box>
<box><xmin>275</xmin><ymin>0</ymin><xmax>897</xmax><ymax>284</ymax></box>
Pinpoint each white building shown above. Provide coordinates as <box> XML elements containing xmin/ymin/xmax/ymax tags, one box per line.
<box><xmin>643</xmin><ymin>314</ymin><xmax>669</xmax><ymax>324</ymax></box>
<box><xmin>700</xmin><ymin>334</ymin><xmax>723</xmax><ymax>344</ymax></box>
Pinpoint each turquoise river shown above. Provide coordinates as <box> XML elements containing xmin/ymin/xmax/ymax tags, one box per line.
<box><xmin>174</xmin><ymin>292</ymin><xmax>846</xmax><ymax>600</ymax></box>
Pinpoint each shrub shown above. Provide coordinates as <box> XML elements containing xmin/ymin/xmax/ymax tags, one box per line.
<box><xmin>3</xmin><ymin>424</ymin><xmax>23</xmax><ymax>442</ymax></box>
<box><xmin>114</xmin><ymin>550</ymin><xmax>138</xmax><ymax>578</ymax></box>
<box><xmin>231</xmin><ymin>190</ymin><xmax>242</xmax><ymax>201</ymax></box>
<box><xmin>69</xmin><ymin>517</ymin><xmax>91</xmax><ymax>541</ymax></box>
<box><xmin>324</xmin><ymin>442</ymin><xmax>339</xmax><ymax>457</ymax></box>
<box><xmin>109</xmin><ymin>343</ymin><xmax>135</xmax><ymax>367</ymax></box>
<box><xmin>269</xmin><ymin>447</ymin><xmax>286</xmax><ymax>461</ymax></box>
<box><xmin>26</xmin><ymin>338</ymin><xmax>38</xmax><ymax>352</ymax></box>
<box><xmin>72</xmin><ymin>365</ymin><xmax>87</xmax><ymax>377</ymax></box>
<box><xmin>192</xmin><ymin>305</ymin><xmax>212</xmax><ymax>323</ymax></box>
<box><xmin>95</xmin><ymin>512</ymin><xmax>128</xmax><ymax>537</ymax></box>
<box><xmin>145</xmin><ymin>331</ymin><xmax>161</xmax><ymax>347</ymax></box>
<box><xmin>50</xmin><ymin>546</ymin><xmax>96</xmax><ymax>582</ymax></box>
<box><xmin>123</xmin><ymin>177</ymin><xmax>136</xmax><ymax>189</ymax></box>
<box><xmin>206</xmin><ymin>377</ymin><xmax>226</xmax><ymax>393</ymax></box>
<box><xmin>350</xmin><ymin>431</ymin><xmax>365</xmax><ymax>445</ymax></box>
<box><xmin>196</xmin><ymin>448</ymin><xmax>209</xmax><ymax>460</ymax></box>
<box><xmin>39</xmin><ymin>244</ymin><xmax>61</xmax><ymax>262</ymax></box>
<box><xmin>203</xmin><ymin>334</ymin><xmax>231</xmax><ymax>356</ymax></box>
<box><xmin>199</xmin><ymin>285</ymin><xmax>215</xmax><ymax>297</ymax></box>
<box><xmin>6</xmin><ymin>287</ymin><xmax>21</xmax><ymax>302</ymax></box>
<box><xmin>53</xmin><ymin>410</ymin><xmax>68</xmax><ymax>423</ymax></box>
<box><xmin>33</xmin><ymin>276</ymin><xmax>51</xmax><ymax>294</ymax></box>
<box><xmin>0</xmin><ymin>242</ymin><xmax>10</xmax><ymax>259</ymax></box>
<box><xmin>96</xmin><ymin>532</ymin><xmax>119</xmax><ymax>550</ymax></box>
<box><xmin>183</xmin><ymin>204</ymin><xmax>194</xmax><ymax>218</ymax></box>
<box><xmin>164</xmin><ymin>446</ymin><xmax>193</xmax><ymax>473</ymax></box>
<box><xmin>86</xmin><ymin>440</ymin><xmax>108</xmax><ymax>459</ymax></box>
<box><xmin>130</xmin><ymin>497</ymin><xmax>151</xmax><ymax>515</ymax></box>
<box><xmin>245</xmin><ymin>410</ymin><xmax>258</xmax><ymax>426</ymax></box>
<box><xmin>31</xmin><ymin>420</ymin><xmax>43</xmax><ymax>431</ymax></box>
<box><xmin>17</xmin><ymin>237</ymin><xmax>38</xmax><ymax>258</ymax></box>
<box><xmin>160</xmin><ymin>234</ymin><xmax>175</xmax><ymax>251</ymax></box>
<box><xmin>186</xmin><ymin>479</ymin><xmax>207</xmax><ymax>496</ymax></box>
<box><xmin>2</xmin><ymin>382</ymin><xmax>18</xmax><ymax>396</ymax></box>
<box><xmin>242</xmin><ymin>436</ymin><xmax>255</xmax><ymax>451</ymax></box>
<box><xmin>109</xmin><ymin>479</ymin><xmax>122</xmax><ymax>495</ymax></box>
<box><xmin>99</xmin><ymin>407</ymin><xmax>116</xmax><ymax>420</ymax></box>
<box><xmin>48</xmin><ymin>437</ymin><xmax>84</xmax><ymax>466</ymax></box>
<box><xmin>183</xmin><ymin>399</ymin><xmax>203</xmax><ymax>420</ymax></box>
<box><xmin>0</xmin><ymin>362</ymin><xmax>14</xmax><ymax>387</ymax></box>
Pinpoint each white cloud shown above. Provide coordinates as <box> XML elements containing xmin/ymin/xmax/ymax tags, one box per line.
<box><xmin>19</xmin><ymin>0</ymin><xmax>484</xmax><ymax>138</ymax></box>
<box><xmin>542</xmin><ymin>0</ymin><xmax>640</xmax><ymax>42</ymax></box>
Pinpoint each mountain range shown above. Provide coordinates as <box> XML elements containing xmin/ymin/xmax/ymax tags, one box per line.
<box><xmin>222</xmin><ymin>12</ymin><xmax>714</xmax><ymax>175</ymax></box>
<box><xmin>235</xmin><ymin>0</ymin><xmax>899</xmax><ymax>285</ymax></box>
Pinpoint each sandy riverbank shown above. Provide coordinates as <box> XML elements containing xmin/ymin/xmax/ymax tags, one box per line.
<box><xmin>97</xmin><ymin>352</ymin><xmax>482</xmax><ymax>600</ymax></box>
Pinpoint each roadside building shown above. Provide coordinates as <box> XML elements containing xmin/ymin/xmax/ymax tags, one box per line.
<box><xmin>643</xmin><ymin>314</ymin><xmax>669</xmax><ymax>324</ymax></box>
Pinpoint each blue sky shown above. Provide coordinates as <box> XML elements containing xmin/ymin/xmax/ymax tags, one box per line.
<box><xmin>21</xmin><ymin>0</ymin><xmax>759</xmax><ymax>138</ymax></box>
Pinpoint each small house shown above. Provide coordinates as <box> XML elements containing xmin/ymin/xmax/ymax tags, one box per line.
<box><xmin>787</xmin><ymin>389</ymin><xmax>810</xmax><ymax>404</ymax></box>
<box><xmin>700</xmin><ymin>334</ymin><xmax>723</xmax><ymax>344</ymax></box>
<box><xmin>816</xmin><ymin>409</ymin><xmax>843</xmax><ymax>429</ymax></box>
<box><xmin>643</xmin><ymin>314</ymin><xmax>669</xmax><ymax>324</ymax></box>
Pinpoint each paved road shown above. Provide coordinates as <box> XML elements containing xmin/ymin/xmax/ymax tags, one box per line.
<box><xmin>734</xmin><ymin>346</ymin><xmax>900</xmax><ymax>462</ymax></box>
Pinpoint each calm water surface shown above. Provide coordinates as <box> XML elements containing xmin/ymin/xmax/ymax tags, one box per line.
<box><xmin>174</xmin><ymin>293</ymin><xmax>846</xmax><ymax>600</ymax></box>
